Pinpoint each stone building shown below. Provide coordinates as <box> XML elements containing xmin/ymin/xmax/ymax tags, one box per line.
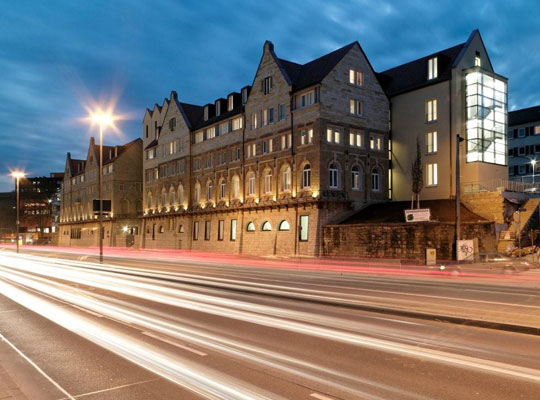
<box><xmin>379</xmin><ymin>30</ymin><xmax>508</xmax><ymax>201</ymax></box>
<box><xmin>508</xmin><ymin>105</ymin><xmax>540</xmax><ymax>183</ymax></box>
<box><xmin>142</xmin><ymin>41</ymin><xmax>390</xmax><ymax>256</ymax></box>
<box><xmin>59</xmin><ymin>137</ymin><xmax>143</xmax><ymax>247</ymax></box>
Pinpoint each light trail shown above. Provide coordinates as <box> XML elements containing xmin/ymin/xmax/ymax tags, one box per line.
<box><xmin>1</xmin><ymin>252</ymin><xmax>540</xmax><ymax>398</ymax></box>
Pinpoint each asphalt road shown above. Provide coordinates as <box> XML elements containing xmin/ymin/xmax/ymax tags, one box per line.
<box><xmin>1</xmin><ymin>250</ymin><xmax>540</xmax><ymax>399</ymax></box>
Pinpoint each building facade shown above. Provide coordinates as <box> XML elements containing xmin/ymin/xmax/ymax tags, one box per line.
<box><xmin>59</xmin><ymin>138</ymin><xmax>143</xmax><ymax>247</ymax></box>
<box><xmin>508</xmin><ymin>105</ymin><xmax>540</xmax><ymax>183</ymax></box>
<box><xmin>142</xmin><ymin>41</ymin><xmax>390</xmax><ymax>256</ymax></box>
<box><xmin>379</xmin><ymin>30</ymin><xmax>508</xmax><ymax>200</ymax></box>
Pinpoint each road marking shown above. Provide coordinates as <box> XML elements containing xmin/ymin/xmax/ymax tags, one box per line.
<box><xmin>0</xmin><ymin>332</ymin><xmax>76</xmax><ymax>400</ymax></box>
<box><xmin>57</xmin><ymin>378</ymin><xmax>160</xmax><ymax>399</ymax></box>
<box><xmin>142</xmin><ymin>331</ymin><xmax>207</xmax><ymax>356</ymax></box>
<box><xmin>71</xmin><ymin>305</ymin><xmax>103</xmax><ymax>318</ymax></box>
<box><xmin>310</xmin><ymin>393</ymin><xmax>336</xmax><ymax>400</ymax></box>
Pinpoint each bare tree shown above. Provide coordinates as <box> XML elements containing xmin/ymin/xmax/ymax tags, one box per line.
<box><xmin>411</xmin><ymin>136</ymin><xmax>423</xmax><ymax>209</ymax></box>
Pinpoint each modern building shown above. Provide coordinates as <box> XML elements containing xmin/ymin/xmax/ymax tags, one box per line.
<box><xmin>19</xmin><ymin>173</ymin><xmax>64</xmax><ymax>243</ymax></box>
<box><xmin>0</xmin><ymin>192</ymin><xmax>16</xmax><ymax>242</ymax></box>
<box><xmin>508</xmin><ymin>105</ymin><xmax>540</xmax><ymax>183</ymax></box>
<box><xmin>142</xmin><ymin>40</ymin><xmax>390</xmax><ymax>256</ymax></box>
<box><xmin>378</xmin><ymin>29</ymin><xmax>508</xmax><ymax>200</ymax></box>
<box><xmin>59</xmin><ymin>137</ymin><xmax>143</xmax><ymax>247</ymax></box>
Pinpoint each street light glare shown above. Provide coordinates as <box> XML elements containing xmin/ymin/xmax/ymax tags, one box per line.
<box><xmin>90</xmin><ymin>111</ymin><xmax>114</xmax><ymax>127</ymax></box>
<box><xmin>10</xmin><ymin>170</ymin><xmax>26</xmax><ymax>179</ymax></box>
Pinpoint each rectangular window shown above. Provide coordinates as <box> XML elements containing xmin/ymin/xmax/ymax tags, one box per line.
<box><xmin>247</xmin><ymin>143</ymin><xmax>256</xmax><ymax>158</ymax></box>
<box><xmin>218</xmin><ymin>220</ymin><xmax>224</xmax><ymax>241</ymax></box>
<box><xmin>349</xmin><ymin>99</ymin><xmax>364</xmax><ymax>116</ymax></box>
<box><xmin>326</xmin><ymin>127</ymin><xmax>341</xmax><ymax>144</ymax></box>
<box><xmin>301</xmin><ymin>129</ymin><xmax>313</xmax><ymax>145</ymax></box>
<box><xmin>349</xmin><ymin>131</ymin><xmax>363</xmax><ymax>148</ymax></box>
<box><xmin>268</xmin><ymin>108</ymin><xmax>274</xmax><ymax>124</ymax></box>
<box><xmin>299</xmin><ymin>215</ymin><xmax>309</xmax><ymax>241</ymax></box>
<box><xmin>428</xmin><ymin>57</ymin><xmax>438</xmax><ymax>80</ymax></box>
<box><xmin>535</xmin><ymin>126</ymin><xmax>540</xmax><ymax>135</ymax></box>
<box><xmin>475</xmin><ymin>56</ymin><xmax>481</xmax><ymax>67</ymax></box>
<box><xmin>220</xmin><ymin>121</ymin><xmax>229</xmax><ymax>135</ymax></box>
<box><xmin>262</xmin><ymin>139</ymin><xmax>272</xmax><ymax>154</ymax></box>
<box><xmin>262</xmin><ymin>109</ymin><xmax>268</xmax><ymax>126</ymax></box>
<box><xmin>518</xmin><ymin>128</ymin><xmax>526</xmax><ymax>138</ymax></box>
<box><xmin>193</xmin><ymin>221</ymin><xmax>199</xmax><ymax>240</ymax></box>
<box><xmin>349</xmin><ymin>69</ymin><xmax>363</xmax><ymax>86</ymax></box>
<box><xmin>230</xmin><ymin>219</ymin><xmax>237</xmax><ymax>241</ymax></box>
<box><xmin>370</xmin><ymin>134</ymin><xmax>383</xmax><ymax>151</ymax></box>
<box><xmin>426</xmin><ymin>99</ymin><xmax>437</xmax><ymax>122</ymax></box>
<box><xmin>264</xmin><ymin>174</ymin><xmax>272</xmax><ymax>193</ymax></box>
<box><xmin>262</xmin><ymin>76</ymin><xmax>272</xmax><ymax>94</ymax></box>
<box><xmin>278</xmin><ymin>104</ymin><xmax>286</xmax><ymax>121</ymax></box>
<box><xmin>242</xmin><ymin>88</ymin><xmax>248</xmax><ymax>104</ymax></box>
<box><xmin>426</xmin><ymin>163</ymin><xmax>438</xmax><ymax>186</ymax></box>
<box><xmin>296</xmin><ymin>89</ymin><xmax>319</xmax><ymax>109</ymax></box>
<box><xmin>169</xmin><ymin>118</ymin><xmax>176</xmax><ymax>131</ymax></box>
<box><xmin>228</xmin><ymin>95</ymin><xmax>234</xmax><ymax>111</ymax></box>
<box><xmin>281</xmin><ymin>134</ymin><xmax>292</xmax><ymax>150</ymax></box>
<box><xmin>252</xmin><ymin>112</ymin><xmax>258</xmax><ymax>130</ymax></box>
<box><xmin>232</xmin><ymin>116</ymin><xmax>243</xmax><ymax>131</ymax></box>
<box><xmin>204</xmin><ymin>221</ymin><xmax>210</xmax><ymax>240</ymax></box>
<box><xmin>426</xmin><ymin>131</ymin><xmax>438</xmax><ymax>153</ymax></box>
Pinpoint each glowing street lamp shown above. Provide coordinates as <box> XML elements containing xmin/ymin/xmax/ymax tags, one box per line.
<box><xmin>10</xmin><ymin>170</ymin><xmax>26</xmax><ymax>253</ymax></box>
<box><xmin>88</xmin><ymin>110</ymin><xmax>116</xmax><ymax>263</ymax></box>
<box><xmin>532</xmin><ymin>159</ymin><xmax>537</xmax><ymax>185</ymax></box>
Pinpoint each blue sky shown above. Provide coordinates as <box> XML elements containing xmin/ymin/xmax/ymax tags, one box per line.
<box><xmin>0</xmin><ymin>0</ymin><xmax>539</xmax><ymax>191</ymax></box>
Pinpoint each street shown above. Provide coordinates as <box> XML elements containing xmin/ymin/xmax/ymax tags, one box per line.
<box><xmin>1</xmin><ymin>249</ymin><xmax>540</xmax><ymax>399</ymax></box>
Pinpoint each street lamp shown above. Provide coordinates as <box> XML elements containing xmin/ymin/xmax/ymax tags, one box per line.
<box><xmin>89</xmin><ymin>110</ymin><xmax>115</xmax><ymax>263</ymax></box>
<box><xmin>532</xmin><ymin>159</ymin><xmax>537</xmax><ymax>185</ymax></box>
<box><xmin>10</xmin><ymin>170</ymin><xmax>26</xmax><ymax>253</ymax></box>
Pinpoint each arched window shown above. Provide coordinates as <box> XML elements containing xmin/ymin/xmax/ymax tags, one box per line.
<box><xmin>329</xmin><ymin>162</ymin><xmax>339</xmax><ymax>189</ymax></box>
<box><xmin>169</xmin><ymin>186</ymin><xmax>176</xmax><ymax>206</ymax></box>
<box><xmin>220</xmin><ymin>179</ymin><xmax>226</xmax><ymax>199</ymax></box>
<box><xmin>371</xmin><ymin>167</ymin><xmax>381</xmax><ymax>192</ymax></box>
<box><xmin>177</xmin><ymin>184</ymin><xmax>184</xmax><ymax>205</ymax></box>
<box><xmin>161</xmin><ymin>188</ymin><xmax>167</xmax><ymax>207</ymax></box>
<box><xmin>194</xmin><ymin>182</ymin><xmax>201</xmax><ymax>203</ymax></box>
<box><xmin>302</xmin><ymin>164</ymin><xmax>311</xmax><ymax>188</ymax></box>
<box><xmin>263</xmin><ymin>170</ymin><xmax>272</xmax><ymax>193</ymax></box>
<box><xmin>159</xmin><ymin>225</ymin><xmax>164</xmax><ymax>233</ymax></box>
<box><xmin>278</xmin><ymin>220</ymin><xmax>290</xmax><ymax>231</ymax></box>
<box><xmin>207</xmin><ymin>181</ymin><xmax>213</xmax><ymax>202</ymax></box>
<box><xmin>246</xmin><ymin>221</ymin><xmax>255</xmax><ymax>231</ymax></box>
<box><xmin>231</xmin><ymin>175</ymin><xmax>240</xmax><ymax>199</ymax></box>
<box><xmin>282</xmin><ymin>166</ymin><xmax>291</xmax><ymax>191</ymax></box>
<box><xmin>247</xmin><ymin>172</ymin><xmax>256</xmax><ymax>196</ymax></box>
<box><xmin>262</xmin><ymin>221</ymin><xmax>272</xmax><ymax>231</ymax></box>
<box><xmin>147</xmin><ymin>192</ymin><xmax>153</xmax><ymax>209</ymax></box>
<box><xmin>351</xmin><ymin>165</ymin><xmax>361</xmax><ymax>190</ymax></box>
<box><xmin>178</xmin><ymin>224</ymin><xmax>184</xmax><ymax>233</ymax></box>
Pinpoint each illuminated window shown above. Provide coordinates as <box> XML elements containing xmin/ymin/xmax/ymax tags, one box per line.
<box><xmin>349</xmin><ymin>131</ymin><xmax>363</xmax><ymax>148</ymax></box>
<box><xmin>247</xmin><ymin>173</ymin><xmax>255</xmax><ymax>196</ymax></box>
<box><xmin>231</xmin><ymin>176</ymin><xmax>240</xmax><ymax>199</ymax></box>
<box><xmin>301</xmin><ymin>129</ymin><xmax>313</xmax><ymax>145</ymax></box>
<box><xmin>177</xmin><ymin>184</ymin><xmax>184</xmax><ymax>205</ymax></box>
<box><xmin>475</xmin><ymin>56</ymin><xmax>481</xmax><ymax>67</ymax></box>
<box><xmin>426</xmin><ymin>99</ymin><xmax>437</xmax><ymax>122</ymax></box>
<box><xmin>349</xmin><ymin>99</ymin><xmax>364</xmax><ymax>116</ymax></box>
<box><xmin>228</xmin><ymin>95</ymin><xmax>234</xmax><ymax>111</ymax></box>
<box><xmin>426</xmin><ymin>131</ymin><xmax>438</xmax><ymax>153</ymax></box>
<box><xmin>302</xmin><ymin>164</ymin><xmax>311</xmax><ymax>188</ymax></box>
<box><xmin>262</xmin><ymin>221</ymin><xmax>272</xmax><ymax>231</ymax></box>
<box><xmin>206</xmin><ymin>181</ymin><xmax>213</xmax><ymax>202</ymax></box>
<box><xmin>282</xmin><ymin>166</ymin><xmax>291</xmax><ymax>191</ymax></box>
<box><xmin>194</xmin><ymin>182</ymin><xmax>201</xmax><ymax>203</ymax></box>
<box><xmin>351</xmin><ymin>166</ymin><xmax>361</xmax><ymax>190</ymax></box>
<box><xmin>349</xmin><ymin>69</ymin><xmax>363</xmax><ymax>86</ymax></box>
<box><xmin>370</xmin><ymin>134</ymin><xmax>383</xmax><ymax>151</ymax></box>
<box><xmin>230</xmin><ymin>219</ymin><xmax>237</xmax><ymax>241</ymax></box>
<box><xmin>428</xmin><ymin>57</ymin><xmax>438</xmax><ymax>80</ymax></box>
<box><xmin>327</xmin><ymin>127</ymin><xmax>341</xmax><ymax>144</ymax></box>
<box><xmin>251</xmin><ymin>112</ymin><xmax>258</xmax><ymax>130</ymax></box>
<box><xmin>299</xmin><ymin>215</ymin><xmax>309</xmax><ymax>241</ymax></box>
<box><xmin>535</xmin><ymin>126</ymin><xmax>540</xmax><ymax>135</ymax></box>
<box><xmin>246</xmin><ymin>222</ymin><xmax>255</xmax><ymax>231</ymax></box>
<box><xmin>220</xmin><ymin>179</ymin><xmax>226</xmax><ymax>199</ymax></box>
<box><xmin>264</xmin><ymin>172</ymin><xmax>272</xmax><ymax>193</ymax></box>
<box><xmin>426</xmin><ymin>163</ymin><xmax>438</xmax><ymax>186</ymax></box>
<box><xmin>278</xmin><ymin>220</ymin><xmax>290</xmax><ymax>231</ymax></box>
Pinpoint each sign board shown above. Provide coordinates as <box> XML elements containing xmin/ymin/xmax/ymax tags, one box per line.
<box><xmin>426</xmin><ymin>248</ymin><xmax>436</xmax><ymax>266</ymax></box>
<box><xmin>93</xmin><ymin>199</ymin><xmax>112</xmax><ymax>215</ymax></box>
<box><xmin>457</xmin><ymin>240</ymin><xmax>475</xmax><ymax>261</ymax></box>
<box><xmin>404</xmin><ymin>208</ymin><xmax>431</xmax><ymax>222</ymax></box>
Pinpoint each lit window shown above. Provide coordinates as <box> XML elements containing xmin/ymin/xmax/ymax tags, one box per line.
<box><xmin>281</xmin><ymin>134</ymin><xmax>292</xmax><ymax>150</ymax></box>
<box><xmin>351</xmin><ymin>166</ymin><xmax>361</xmax><ymax>190</ymax></box>
<box><xmin>194</xmin><ymin>182</ymin><xmax>201</xmax><ymax>203</ymax></box>
<box><xmin>220</xmin><ymin>180</ymin><xmax>226</xmax><ymax>199</ymax></box>
<box><xmin>349</xmin><ymin>69</ymin><xmax>363</xmax><ymax>86</ymax></box>
<box><xmin>282</xmin><ymin>166</ymin><xmax>291</xmax><ymax>191</ymax></box>
<box><xmin>299</xmin><ymin>215</ymin><xmax>309</xmax><ymax>241</ymax></box>
<box><xmin>246</xmin><ymin>222</ymin><xmax>255</xmax><ymax>231</ymax></box>
<box><xmin>349</xmin><ymin>131</ymin><xmax>363</xmax><ymax>148</ymax></box>
<box><xmin>426</xmin><ymin>99</ymin><xmax>437</xmax><ymax>122</ymax></box>
<box><xmin>428</xmin><ymin>57</ymin><xmax>438</xmax><ymax>80</ymax></box>
<box><xmin>264</xmin><ymin>172</ymin><xmax>272</xmax><ymax>193</ymax></box>
<box><xmin>278</xmin><ymin>220</ymin><xmax>290</xmax><ymax>231</ymax></box>
<box><xmin>232</xmin><ymin>117</ymin><xmax>243</xmax><ymax>131</ymax></box>
<box><xmin>302</xmin><ymin>164</ymin><xmax>311</xmax><ymax>188</ymax></box>
<box><xmin>231</xmin><ymin>176</ymin><xmax>240</xmax><ymax>199</ymax></box>
<box><xmin>262</xmin><ymin>221</ymin><xmax>272</xmax><ymax>231</ymax></box>
<box><xmin>228</xmin><ymin>95</ymin><xmax>234</xmax><ymax>111</ymax></box>
<box><xmin>349</xmin><ymin>99</ymin><xmax>363</xmax><ymax>116</ymax></box>
<box><xmin>230</xmin><ymin>219</ymin><xmax>237</xmax><ymax>240</ymax></box>
<box><xmin>301</xmin><ymin>129</ymin><xmax>313</xmax><ymax>145</ymax></box>
<box><xmin>206</xmin><ymin>182</ymin><xmax>213</xmax><ymax>202</ymax></box>
<box><xmin>475</xmin><ymin>56</ymin><xmax>481</xmax><ymax>67</ymax></box>
<box><xmin>426</xmin><ymin>131</ymin><xmax>438</xmax><ymax>153</ymax></box>
<box><xmin>535</xmin><ymin>126</ymin><xmax>540</xmax><ymax>135</ymax></box>
<box><xmin>326</xmin><ymin>127</ymin><xmax>341</xmax><ymax>144</ymax></box>
<box><xmin>248</xmin><ymin>173</ymin><xmax>255</xmax><ymax>196</ymax></box>
<box><xmin>426</xmin><ymin>163</ymin><xmax>438</xmax><ymax>186</ymax></box>
<box><xmin>252</xmin><ymin>112</ymin><xmax>258</xmax><ymax>130</ymax></box>
<box><xmin>329</xmin><ymin>162</ymin><xmax>339</xmax><ymax>189</ymax></box>
<box><xmin>370</xmin><ymin>134</ymin><xmax>383</xmax><ymax>151</ymax></box>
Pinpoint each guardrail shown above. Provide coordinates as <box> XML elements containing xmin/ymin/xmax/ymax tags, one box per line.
<box><xmin>462</xmin><ymin>179</ymin><xmax>540</xmax><ymax>194</ymax></box>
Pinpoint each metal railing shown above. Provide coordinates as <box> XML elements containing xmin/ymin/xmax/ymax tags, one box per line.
<box><xmin>462</xmin><ymin>179</ymin><xmax>540</xmax><ymax>194</ymax></box>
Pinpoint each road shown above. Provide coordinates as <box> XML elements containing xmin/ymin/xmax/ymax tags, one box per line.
<box><xmin>0</xmin><ymin>249</ymin><xmax>540</xmax><ymax>399</ymax></box>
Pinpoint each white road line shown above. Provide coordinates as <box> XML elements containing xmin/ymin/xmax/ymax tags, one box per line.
<box><xmin>142</xmin><ymin>331</ymin><xmax>208</xmax><ymax>356</ymax></box>
<box><xmin>310</xmin><ymin>393</ymin><xmax>336</xmax><ymax>400</ymax></box>
<box><xmin>71</xmin><ymin>305</ymin><xmax>103</xmax><ymax>318</ymax></box>
<box><xmin>57</xmin><ymin>378</ymin><xmax>160</xmax><ymax>399</ymax></box>
<box><xmin>0</xmin><ymin>332</ymin><xmax>76</xmax><ymax>400</ymax></box>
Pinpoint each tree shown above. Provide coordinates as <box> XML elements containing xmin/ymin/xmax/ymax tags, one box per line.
<box><xmin>411</xmin><ymin>136</ymin><xmax>423</xmax><ymax>209</ymax></box>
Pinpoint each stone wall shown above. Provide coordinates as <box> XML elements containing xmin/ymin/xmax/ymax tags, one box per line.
<box><xmin>322</xmin><ymin>221</ymin><xmax>496</xmax><ymax>261</ymax></box>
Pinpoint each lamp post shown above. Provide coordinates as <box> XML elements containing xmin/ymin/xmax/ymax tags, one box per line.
<box><xmin>89</xmin><ymin>111</ymin><xmax>114</xmax><ymax>263</ymax></box>
<box><xmin>11</xmin><ymin>171</ymin><xmax>26</xmax><ymax>253</ymax></box>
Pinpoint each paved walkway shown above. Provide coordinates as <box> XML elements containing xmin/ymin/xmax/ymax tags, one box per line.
<box><xmin>0</xmin><ymin>362</ymin><xmax>27</xmax><ymax>400</ymax></box>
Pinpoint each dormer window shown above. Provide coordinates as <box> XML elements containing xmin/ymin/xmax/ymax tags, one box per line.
<box><xmin>428</xmin><ymin>57</ymin><xmax>438</xmax><ymax>80</ymax></box>
<box><xmin>228</xmin><ymin>95</ymin><xmax>234</xmax><ymax>111</ymax></box>
<box><xmin>475</xmin><ymin>52</ymin><xmax>481</xmax><ymax>67</ymax></box>
<box><xmin>242</xmin><ymin>88</ymin><xmax>248</xmax><ymax>104</ymax></box>
<box><xmin>216</xmin><ymin>101</ymin><xmax>221</xmax><ymax>117</ymax></box>
<box><xmin>262</xmin><ymin>76</ymin><xmax>272</xmax><ymax>95</ymax></box>
<box><xmin>204</xmin><ymin>106</ymin><xmax>209</xmax><ymax>121</ymax></box>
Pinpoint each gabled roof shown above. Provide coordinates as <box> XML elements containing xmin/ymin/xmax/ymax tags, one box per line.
<box><xmin>278</xmin><ymin>42</ymin><xmax>357</xmax><ymax>92</ymax></box>
<box><xmin>70</xmin><ymin>158</ymin><xmax>86</xmax><ymax>177</ymax></box>
<box><xmin>179</xmin><ymin>101</ymin><xmax>204</xmax><ymax>129</ymax></box>
<box><xmin>509</xmin><ymin>105</ymin><xmax>540</xmax><ymax>127</ymax></box>
<box><xmin>144</xmin><ymin>139</ymin><xmax>159</xmax><ymax>150</ymax></box>
<box><xmin>376</xmin><ymin>42</ymin><xmax>465</xmax><ymax>97</ymax></box>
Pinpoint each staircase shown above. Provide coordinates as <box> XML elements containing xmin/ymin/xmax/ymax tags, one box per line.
<box><xmin>497</xmin><ymin>198</ymin><xmax>540</xmax><ymax>252</ymax></box>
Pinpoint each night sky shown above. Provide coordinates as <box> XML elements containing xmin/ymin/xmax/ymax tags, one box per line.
<box><xmin>0</xmin><ymin>0</ymin><xmax>538</xmax><ymax>192</ymax></box>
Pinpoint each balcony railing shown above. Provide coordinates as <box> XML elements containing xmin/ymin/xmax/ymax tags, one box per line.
<box><xmin>462</xmin><ymin>179</ymin><xmax>540</xmax><ymax>194</ymax></box>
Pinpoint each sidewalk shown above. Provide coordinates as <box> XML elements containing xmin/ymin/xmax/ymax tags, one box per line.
<box><xmin>0</xmin><ymin>362</ymin><xmax>28</xmax><ymax>400</ymax></box>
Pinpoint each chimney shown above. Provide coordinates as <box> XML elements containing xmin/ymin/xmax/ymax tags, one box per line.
<box><xmin>170</xmin><ymin>90</ymin><xmax>178</xmax><ymax>101</ymax></box>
